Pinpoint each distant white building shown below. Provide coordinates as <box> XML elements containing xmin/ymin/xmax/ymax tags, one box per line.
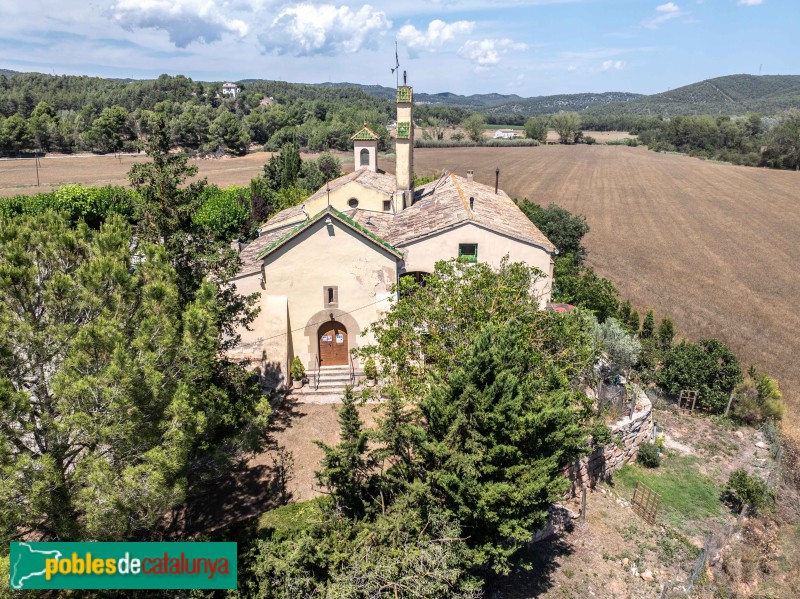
<box><xmin>493</xmin><ymin>129</ymin><xmax>519</xmax><ymax>139</ymax></box>
<box><xmin>222</xmin><ymin>82</ymin><xmax>240</xmax><ymax>97</ymax></box>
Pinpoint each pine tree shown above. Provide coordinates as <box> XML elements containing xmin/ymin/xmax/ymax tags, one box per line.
<box><xmin>0</xmin><ymin>213</ymin><xmax>220</xmax><ymax>541</ymax></box>
<box><xmin>640</xmin><ymin>309</ymin><xmax>655</xmax><ymax>339</ymax></box>
<box><xmin>314</xmin><ymin>387</ymin><xmax>375</xmax><ymax>517</ymax></box>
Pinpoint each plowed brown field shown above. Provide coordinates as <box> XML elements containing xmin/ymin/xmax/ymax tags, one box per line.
<box><xmin>2</xmin><ymin>146</ymin><xmax>798</xmax><ymax>437</ymax></box>
<box><xmin>410</xmin><ymin>146</ymin><xmax>800</xmax><ymax>437</ymax></box>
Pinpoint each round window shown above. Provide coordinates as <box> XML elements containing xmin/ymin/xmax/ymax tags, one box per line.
<box><xmin>348</xmin><ymin>198</ymin><xmax>359</xmax><ymax>209</ymax></box>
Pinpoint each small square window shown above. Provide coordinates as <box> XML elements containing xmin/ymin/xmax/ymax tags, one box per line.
<box><xmin>383</xmin><ymin>200</ymin><xmax>392</xmax><ymax>212</ymax></box>
<box><xmin>458</xmin><ymin>243</ymin><xmax>478</xmax><ymax>263</ymax></box>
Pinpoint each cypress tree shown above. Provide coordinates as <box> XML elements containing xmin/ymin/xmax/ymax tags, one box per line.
<box><xmin>315</xmin><ymin>386</ymin><xmax>375</xmax><ymax>517</ymax></box>
<box><xmin>658</xmin><ymin>316</ymin><xmax>675</xmax><ymax>351</ymax></box>
<box><xmin>640</xmin><ymin>309</ymin><xmax>655</xmax><ymax>339</ymax></box>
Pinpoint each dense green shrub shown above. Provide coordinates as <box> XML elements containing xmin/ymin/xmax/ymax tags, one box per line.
<box><xmin>193</xmin><ymin>185</ymin><xmax>250</xmax><ymax>239</ymax></box>
<box><xmin>363</xmin><ymin>357</ymin><xmax>377</xmax><ymax>380</ymax></box>
<box><xmin>637</xmin><ymin>442</ymin><xmax>661</xmax><ymax>468</ymax></box>
<box><xmin>731</xmin><ymin>368</ymin><xmax>783</xmax><ymax>425</ymax></box>
<box><xmin>658</xmin><ymin>339</ymin><xmax>743</xmax><ymax>413</ymax></box>
<box><xmin>722</xmin><ymin>469</ymin><xmax>772</xmax><ymax>514</ymax></box>
<box><xmin>552</xmin><ymin>254</ymin><xmax>620</xmax><ymax>322</ymax></box>
<box><xmin>0</xmin><ymin>184</ymin><xmax>136</xmax><ymax>226</ymax></box>
<box><xmin>516</xmin><ymin>201</ymin><xmax>590</xmax><ymax>264</ymax></box>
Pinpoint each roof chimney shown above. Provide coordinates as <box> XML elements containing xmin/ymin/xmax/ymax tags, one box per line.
<box><xmin>467</xmin><ymin>169</ymin><xmax>474</xmax><ymax>181</ymax></box>
<box><xmin>395</xmin><ymin>80</ymin><xmax>414</xmax><ymax>197</ymax></box>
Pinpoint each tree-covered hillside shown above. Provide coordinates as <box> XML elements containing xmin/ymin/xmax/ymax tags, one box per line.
<box><xmin>587</xmin><ymin>75</ymin><xmax>800</xmax><ymax>117</ymax></box>
<box><xmin>0</xmin><ymin>72</ymin><xmax>394</xmax><ymax>156</ymax></box>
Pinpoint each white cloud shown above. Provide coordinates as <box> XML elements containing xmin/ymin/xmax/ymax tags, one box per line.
<box><xmin>567</xmin><ymin>65</ymin><xmax>577</xmax><ymax>72</ymax></box>
<box><xmin>108</xmin><ymin>0</ymin><xmax>250</xmax><ymax>47</ymax></box>
<box><xmin>458</xmin><ymin>38</ymin><xmax>527</xmax><ymax>69</ymax></box>
<box><xmin>737</xmin><ymin>0</ymin><xmax>763</xmax><ymax>5</ymax></box>
<box><xmin>397</xmin><ymin>19</ymin><xmax>474</xmax><ymax>55</ymax></box>
<box><xmin>641</xmin><ymin>3</ymin><xmax>687</xmax><ymax>28</ymax></box>
<box><xmin>259</xmin><ymin>4</ymin><xmax>391</xmax><ymax>56</ymax></box>
<box><xmin>602</xmin><ymin>59</ymin><xmax>625</xmax><ymax>70</ymax></box>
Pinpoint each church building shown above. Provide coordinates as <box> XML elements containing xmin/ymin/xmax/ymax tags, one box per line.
<box><xmin>230</xmin><ymin>81</ymin><xmax>556</xmax><ymax>392</ymax></box>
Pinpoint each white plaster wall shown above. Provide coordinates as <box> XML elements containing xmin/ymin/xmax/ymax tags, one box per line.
<box><xmin>305</xmin><ymin>180</ymin><xmax>391</xmax><ymax>215</ymax></box>
<box><xmin>262</xmin><ymin>219</ymin><xmax>398</xmax><ymax>372</ymax></box>
<box><xmin>353</xmin><ymin>140</ymin><xmax>378</xmax><ymax>172</ymax></box>
<box><xmin>400</xmin><ymin>222</ymin><xmax>553</xmax><ymax>306</ymax></box>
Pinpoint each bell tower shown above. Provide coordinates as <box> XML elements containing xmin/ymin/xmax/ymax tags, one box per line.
<box><xmin>350</xmin><ymin>122</ymin><xmax>379</xmax><ymax>172</ymax></box>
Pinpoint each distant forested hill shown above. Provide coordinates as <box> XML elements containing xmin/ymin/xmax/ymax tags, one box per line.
<box><xmin>587</xmin><ymin>75</ymin><xmax>800</xmax><ymax>117</ymax></box>
<box><xmin>312</xmin><ymin>82</ymin><xmax>640</xmax><ymax>114</ymax></box>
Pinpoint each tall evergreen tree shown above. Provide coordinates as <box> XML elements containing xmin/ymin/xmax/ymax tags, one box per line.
<box><xmin>640</xmin><ymin>309</ymin><xmax>655</xmax><ymax>339</ymax></box>
<box><xmin>419</xmin><ymin>322</ymin><xmax>588</xmax><ymax>574</ymax></box>
<box><xmin>657</xmin><ymin>316</ymin><xmax>675</xmax><ymax>351</ymax></box>
<box><xmin>314</xmin><ymin>387</ymin><xmax>375</xmax><ymax>517</ymax></box>
<box><xmin>0</xmin><ymin>213</ymin><xmax>245</xmax><ymax>541</ymax></box>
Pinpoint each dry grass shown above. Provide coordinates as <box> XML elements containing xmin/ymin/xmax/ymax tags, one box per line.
<box><xmin>0</xmin><ymin>152</ymin><xmax>275</xmax><ymax>197</ymax></box>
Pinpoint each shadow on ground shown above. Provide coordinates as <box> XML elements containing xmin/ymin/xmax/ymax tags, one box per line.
<box><xmin>159</xmin><ymin>392</ymin><xmax>309</xmax><ymax>539</ymax></box>
<box><xmin>491</xmin><ymin>526</ymin><xmax>576</xmax><ymax>598</ymax></box>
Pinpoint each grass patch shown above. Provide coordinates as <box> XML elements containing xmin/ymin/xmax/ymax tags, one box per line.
<box><xmin>256</xmin><ymin>497</ymin><xmax>324</xmax><ymax>537</ymax></box>
<box><xmin>614</xmin><ymin>455</ymin><xmax>723</xmax><ymax>528</ymax></box>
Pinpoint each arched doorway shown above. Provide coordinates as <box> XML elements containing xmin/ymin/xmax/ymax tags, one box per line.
<box><xmin>318</xmin><ymin>321</ymin><xmax>348</xmax><ymax>366</ymax></box>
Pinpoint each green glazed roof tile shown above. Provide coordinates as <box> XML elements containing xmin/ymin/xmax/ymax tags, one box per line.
<box><xmin>396</xmin><ymin>121</ymin><xmax>410</xmax><ymax>140</ymax></box>
<box><xmin>396</xmin><ymin>86</ymin><xmax>413</xmax><ymax>103</ymax></box>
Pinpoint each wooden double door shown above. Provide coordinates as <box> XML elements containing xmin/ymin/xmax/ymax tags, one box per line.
<box><xmin>318</xmin><ymin>321</ymin><xmax>348</xmax><ymax>366</ymax></box>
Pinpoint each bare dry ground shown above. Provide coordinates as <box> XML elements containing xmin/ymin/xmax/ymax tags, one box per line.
<box><xmin>0</xmin><ymin>152</ymin><xmax>274</xmax><ymax>197</ymax></box>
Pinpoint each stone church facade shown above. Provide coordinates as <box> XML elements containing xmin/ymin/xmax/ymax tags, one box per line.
<box><xmin>230</xmin><ymin>82</ymin><xmax>556</xmax><ymax>390</ymax></box>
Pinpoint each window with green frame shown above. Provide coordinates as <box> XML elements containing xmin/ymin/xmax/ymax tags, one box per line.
<box><xmin>458</xmin><ymin>243</ymin><xmax>478</xmax><ymax>262</ymax></box>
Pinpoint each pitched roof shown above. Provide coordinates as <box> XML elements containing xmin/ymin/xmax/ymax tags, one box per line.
<box><xmin>345</xmin><ymin>174</ymin><xmax>555</xmax><ymax>252</ymax></box>
<box><xmin>350</xmin><ymin>122</ymin><xmax>380</xmax><ymax>141</ymax></box>
<box><xmin>301</xmin><ymin>168</ymin><xmax>396</xmax><ymax>206</ymax></box>
<box><xmin>255</xmin><ymin>206</ymin><xmax>402</xmax><ymax>261</ymax></box>
<box><xmin>240</xmin><ymin>170</ymin><xmax>555</xmax><ymax>274</ymax></box>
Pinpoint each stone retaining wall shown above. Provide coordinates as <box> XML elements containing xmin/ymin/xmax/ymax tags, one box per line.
<box><xmin>564</xmin><ymin>386</ymin><xmax>654</xmax><ymax>496</ymax></box>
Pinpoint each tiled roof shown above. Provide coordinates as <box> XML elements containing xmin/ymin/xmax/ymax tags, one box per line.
<box><xmin>381</xmin><ymin>174</ymin><xmax>555</xmax><ymax>251</ymax></box>
<box><xmin>256</xmin><ymin>206</ymin><xmax>402</xmax><ymax>261</ymax></box>
<box><xmin>237</xmin><ymin>227</ymin><xmax>290</xmax><ymax>276</ymax></box>
<box><xmin>238</xmin><ymin>170</ymin><xmax>555</xmax><ymax>274</ymax></box>
<box><xmin>351</xmin><ymin>122</ymin><xmax>380</xmax><ymax>141</ymax></box>
<box><xmin>302</xmin><ymin>169</ymin><xmax>397</xmax><ymax>205</ymax></box>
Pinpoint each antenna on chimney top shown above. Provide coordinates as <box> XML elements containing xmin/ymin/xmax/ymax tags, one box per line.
<box><xmin>403</xmin><ymin>70</ymin><xmax>407</xmax><ymax>86</ymax></box>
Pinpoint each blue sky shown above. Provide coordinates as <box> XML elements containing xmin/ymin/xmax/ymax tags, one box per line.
<box><xmin>1</xmin><ymin>0</ymin><xmax>796</xmax><ymax>96</ymax></box>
